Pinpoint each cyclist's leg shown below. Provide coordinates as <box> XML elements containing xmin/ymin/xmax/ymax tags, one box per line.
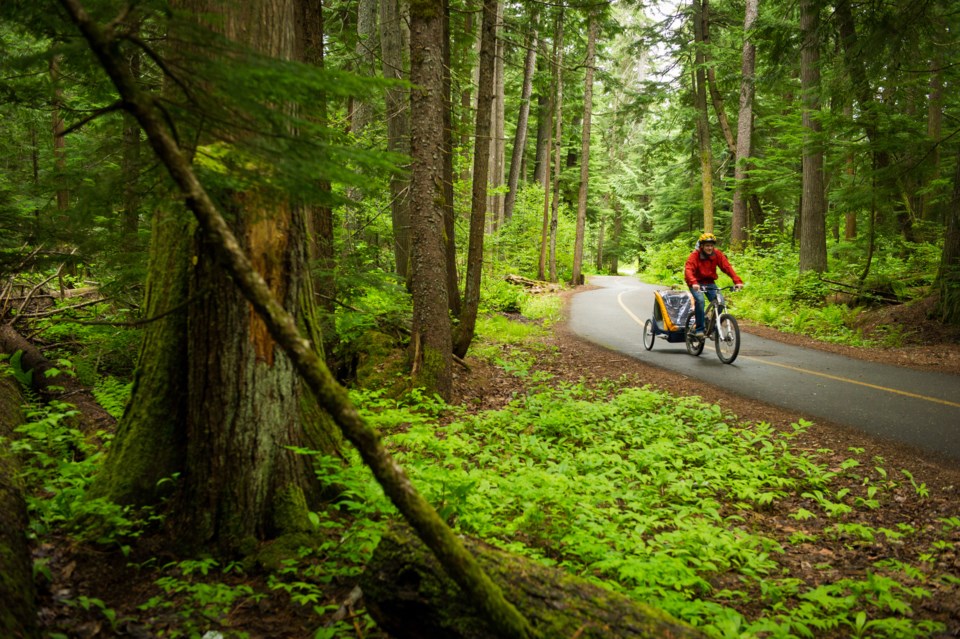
<box><xmin>691</xmin><ymin>287</ymin><xmax>706</xmax><ymax>331</ymax></box>
<box><xmin>704</xmin><ymin>284</ymin><xmax>719</xmax><ymax>306</ymax></box>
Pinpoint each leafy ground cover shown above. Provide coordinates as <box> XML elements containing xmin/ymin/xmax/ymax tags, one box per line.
<box><xmin>9</xmin><ymin>287</ymin><xmax>960</xmax><ymax>639</ymax></box>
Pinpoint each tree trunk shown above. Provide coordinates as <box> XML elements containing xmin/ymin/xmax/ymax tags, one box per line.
<box><xmin>922</xmin><ymin>52</ymin><xmax>943</xmax><ymax>223</ymax></box>
<box><xmin>298</xmin><ymin>0</ymin><xmax>339</xmax><ymax>372</ymax></box>
<box><xmin>571</xmin><ymin>11</ymin><xmax>597</xmax><ymax>287</ymax></box>
<box><xmin>410</xmin><ymin>0</ymin><xmax>455</xmax><ymax>393</ymax></box>
<box><xmin>503</xmin><ymin>15</ymin><xmax>538</xmax><ymax>224</ymax></box>
<box><xmin>0</xmin><ymin>324</ymin><xmax>115</xmax><ymax>433</ymax></box>
<box><xmin>537</xmin><ymin>55</ymin><xmax>554</xmax><ymax>282</ymax></box>
<box><xmin>702</xmin><ymin>0</ymin><xmax>736</xmax><ymax>157</ymax></box>
<box><xmin>487</xmin><ymin>1</ymin><xmax>506</xmax><ymax>232</ymax></box>
<box><xmin>89</xmin><ymin>0</ymin><xmax>339</xmax><ymax>554</ymax></box>
<box><xmin>63</xmin><ymin>4</ymin><xmax>536</xmax><ymax>635</ymax></box>
<box><xmin>549</xmin><ymin>10</ymin><xmax>565</xmax><ymax>283</ymax></box>
<box><xmin>834</xmin><ymin>0</ymin><xmax>910</xmax><ymax>241</ymax></box>
<box><xmin>595</xmin><ymin>212</ymin><xmax>605</xmax><ymax>271</ymax></box>
<box><xmin>937</xmin><ymin>149</ymin><xmax>960</xmax><ymax>324</ymax></box>
<box><xmin>692</xmin><ymin>0</ymin><xmax>714</xmax><ymax>233</ymax></box>
<box><xmin>351</xmin><ymin>0</ymin><xmax>379</xmax><ymax>135</ymax></box>
<box><xmin>0</xmin><ymin>376</ymin><xmax>39</xmax><ymax>639</ymax></box>
<box><xmin>51</xmin><ymin>55</ymin><xmax>69</xmax><ymax>215</ymax></box>
<box><xmin>453</xmin><ymin>0</ymin><xmax>498</xmax><ymax>359</ymax></box>
<box><xmin>380</xmin><ymin>0</ymin><xmax>412</xmax><ymax>283</ymax></box>
<box><xmin>533</xmin><ymin>90</ymin><xmax>549</xmax><ymax>184</ymax></box>
<box><xmin>609</xmin><ymin>200</ymin><xmax>622</xmax><ymax>274</ymax></box>
<box><xmin>730</xmin><ymin>0</ymin><xmax>757</xmax><ymax>246</ymax></box>
<box><xmin>442</xmin><ymin>0</ymin><xmax>461</xmax><ymax>317</ymax></box>
<box><xmin>362</xmin><ymin>523</ymin><xmax>708</xmax><ymax>639</ymax></box>
<box><xmin>799</xmin><ymin>0</ymin><xmax>827</xmax><ymax>272</ymax></box>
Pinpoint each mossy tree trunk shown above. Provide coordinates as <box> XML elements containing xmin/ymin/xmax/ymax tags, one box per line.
<box><xmin>409</xmin><ymin>0</ymin><xmax>454</xmax><ymax>395</ymax></box>
<box><xmin>938</xmin><ymin>149</ymin><xmax>960</xmax><ymax>324</ymax></box>
<box><xmin>361</xmin><ymin>523</ymin><xmax>708</xmax><ymax>639</ymax></box>
<box><xmin>90</xmin><ymin>0</ymin><xmax>340</xmax><ymax>555</ymax></box>
<box><xmin>0</xmin><ymin>376</ymin><xmax>39</xmax><ymax>639</ymax></box>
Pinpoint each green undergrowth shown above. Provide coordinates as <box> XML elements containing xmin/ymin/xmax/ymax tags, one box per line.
<box><xmin>5</xmin><ymin>320</ymin><xmax>956</xmax><ymax>638</ymax></box>
<box><xmin>351</xmin><ymin>383</ymin><xmax>953</xmax><ymax>638</ymax></box>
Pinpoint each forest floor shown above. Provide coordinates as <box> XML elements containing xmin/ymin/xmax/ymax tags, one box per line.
<box><xmin>35</xmin><ymin>288</ymin><xmax>960</xmax><ymax>638</ymax></box>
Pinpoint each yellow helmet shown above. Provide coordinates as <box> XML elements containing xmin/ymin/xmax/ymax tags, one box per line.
<box><xmin>698</xmin><ymin>232</ymin><xmax>718</xmax><ymax>244</ymax></box>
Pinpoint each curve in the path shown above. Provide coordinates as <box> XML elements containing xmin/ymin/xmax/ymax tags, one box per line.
<box><xmin>569</xmin><ymin>275</ymin><xmax>960</xmax><ymax>462</ymax></box>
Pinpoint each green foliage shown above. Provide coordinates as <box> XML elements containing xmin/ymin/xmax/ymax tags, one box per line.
<box><xmin>139</xmin><ymin>559</ymin><xmax>265</xmax><ymax>639</ymax></box>
<box><xmin>9</xmin><ymin>396</ymin><xmax>152</xmax><ymax>550</ymax></box>
<box><xmin>341</xmin><ymin>383</ymin><xmax>946</xmax><ymax>638</ymax></box>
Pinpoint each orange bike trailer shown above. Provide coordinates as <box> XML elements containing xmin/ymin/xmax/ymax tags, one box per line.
<box><xmin>650</xmin><ymin>290</ymin><xmax>694</xmax><ymax>343</ymax></box>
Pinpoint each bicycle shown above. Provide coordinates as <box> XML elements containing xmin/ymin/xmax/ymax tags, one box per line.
<box><xmin>684</xmin><ymin>285</ymin><xmax>741</xmax><ymax>364</ymax></box>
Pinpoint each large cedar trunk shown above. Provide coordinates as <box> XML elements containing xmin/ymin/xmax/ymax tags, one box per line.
<box><xmin>409</xmin><ymin>0</ymin><xmax>454</xmax><ymax>395</ymax></box>
<box><xmin>92</xmin><ymin>0</ymin><xmax>339</xmax><ymax>554</ymax></box>
<box><xmin>361</xmin><ymin>524</ymin><xmax>708</xmax><ymax>639</ymax></box>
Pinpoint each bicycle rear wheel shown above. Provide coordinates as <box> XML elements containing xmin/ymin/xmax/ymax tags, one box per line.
<box><xmin>685</xmin><ymin>316</ymin><xmax>704</xmax><ymax>356</ymax></box>
<box><xmin>643</xmin><ymin>319</ymin><xmax>656</xmax><ymax>350</ymax></box>
<box><xmin>714</xmin><ymin>313</ymin><xmax>740</xmax><ymax>364</ymax></box>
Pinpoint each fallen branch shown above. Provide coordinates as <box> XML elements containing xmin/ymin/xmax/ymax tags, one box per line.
<box><xmin>0</xmin><ymin>323</ymin><xmax>116</xmax><ymax>434</ymax></box>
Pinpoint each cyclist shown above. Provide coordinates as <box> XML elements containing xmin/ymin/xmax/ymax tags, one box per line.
<box><xmin>684</xmin><ymin>232</ymin><xmax>744</xmax><ymax>337</ymax></box>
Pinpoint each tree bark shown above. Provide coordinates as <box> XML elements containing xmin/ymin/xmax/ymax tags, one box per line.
<box><xmin>730</xmin><ymin>0</ymin><xmax>757</xmax><ymax>246</ymax></box>
<box><xmin>571</xmin><ymin>10</ymin><xmax>597</xmax><ymax>287</ymax></box>
<box><xmin>86</xmin><ymin>0</ymin><xmax>339</xmax><ymax>554</ymax></box>
<box><xmin>442</xmin><ymin>0</ymin><xmax>461</xmax><ymax>317</ymax></box>
<box><xmin>410</xmin><ymin>0</ymin><xmax>454</xmax><ymax>394</ymax></box>
<box><xmin>380</xmin><ymin>0</ymin><xmax>413</xmax><ymax>283</ymax></box>
<box><xmin>503</xmin><ymin>15</ymin><xmax>538</xmax><ymax>224</ymax></box>
<box><xmin>549</xmin><ymin>10</ymin><xmax>565</xmax><ymax>282</ymax></box>
<box><xmin>362</xmin><ymin>523</ymin><xmax>708</xmax><ymax>639</ymax></box>
<box><xmin>454</xmin><ymin>0</ymin><xmax>498</xmax><ymax>359</ymax></box>
<box><xmin>487</xmin><ymin>0</ymin><xmax>506</xmax><ymax>232</ymax></box>
<box><xmin>799</xmin><ymin>0</ymin><xmax>826</xmax><ymax>272</ymax></box>
<box><xmin>351</xmin><ymin>0</ymin><xmax>379</xmax><ymax>134</ymax></box>
<box><xmin>298</xmin><ymin>0</ymin><xmax>339</xmax><ymax>372</ymax></box>
<box><xmin>692</xmin><ymin>0</ymin><xmax>714</xmax><ymax>233</ymax></box>
<box><xmin>937</xmin><ymin>149</ymin><xmax>960</xmax><ymax>324</ymax></box>
<box><xmin>60</xmin><ymin>3</ymin><xmax>536</xmax><ymax>635</ymax></box>
<box><xmin>0</xmin><ymin>376</ymin><xmax>39</xmax><ymax>639</ymax></box>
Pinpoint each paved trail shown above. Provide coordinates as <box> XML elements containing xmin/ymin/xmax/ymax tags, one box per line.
<box><xmin>569</xmin><ymin>276</ymin><xmax>960</xmax><ymax>462</ymax></box>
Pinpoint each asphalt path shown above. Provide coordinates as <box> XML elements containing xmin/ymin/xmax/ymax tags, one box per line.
<box><xmin>569</xmin><ymin>275</ymin><xmax>960</xmax><ymax>462</ymax></box>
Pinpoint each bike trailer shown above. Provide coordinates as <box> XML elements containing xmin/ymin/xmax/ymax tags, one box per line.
<box><xmin>651</xmin><ymin>290</ymin><xmax>693</xmax><ymax>342</ymax></box>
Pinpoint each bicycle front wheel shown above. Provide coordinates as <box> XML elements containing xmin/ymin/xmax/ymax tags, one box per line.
<box><xmin>714</xmin><ymin>313</ymin><xmax>740</xmax><ymax>364</ymax></box>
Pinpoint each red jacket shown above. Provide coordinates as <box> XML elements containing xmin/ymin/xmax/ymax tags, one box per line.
<box><xmin>684</xmin><ymin>248</ymin><xmax>743</xmax><ymax>287</ymax></box>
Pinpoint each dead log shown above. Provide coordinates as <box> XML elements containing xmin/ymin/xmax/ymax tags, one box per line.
<box><xmin>361</xmin><ymin>523</ymin><xmax>707</xmax><ymax>639</ymax></box>
<box><xmin>0</xmin><ymin>376</ymin><xmax>40</xmax><ymax>639</ymax></box>
<box><xmin>504</xmin><ymin>274</ymin><xmax>562</xmax><ymax>294</ymax></box>
<box><xmin>0</xmin><ymin>324</ymin><xmax>115</xmax><ymax>434</ymax></box>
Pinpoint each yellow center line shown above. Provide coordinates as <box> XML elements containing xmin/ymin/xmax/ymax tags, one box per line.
<box><xmin>617</xmin><ymin>291</ymin><xmax>960</xmax><ymax>409</ymax></box>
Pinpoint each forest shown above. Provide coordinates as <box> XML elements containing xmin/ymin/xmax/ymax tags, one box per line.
<box><xmin>1</xmin><ymin>0</ymin><xmax>959</xmax><ymax>637</ymax></box>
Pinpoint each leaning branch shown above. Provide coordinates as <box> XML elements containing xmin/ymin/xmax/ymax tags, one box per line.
<box><xmin>57</xmin><ymin>2</ymin><xmax>536</xmax><ymax>638</ymax></box>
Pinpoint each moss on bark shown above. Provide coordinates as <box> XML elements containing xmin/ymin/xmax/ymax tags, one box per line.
<box><xmin>0</xmin><ymin>377</ymin><xmax>39</xmax><ymax>639</ymax></box>
<box><xmin>362</xmin><ymin>522</ymin><xmax>708</xmax><ymax>639</ymax></box>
